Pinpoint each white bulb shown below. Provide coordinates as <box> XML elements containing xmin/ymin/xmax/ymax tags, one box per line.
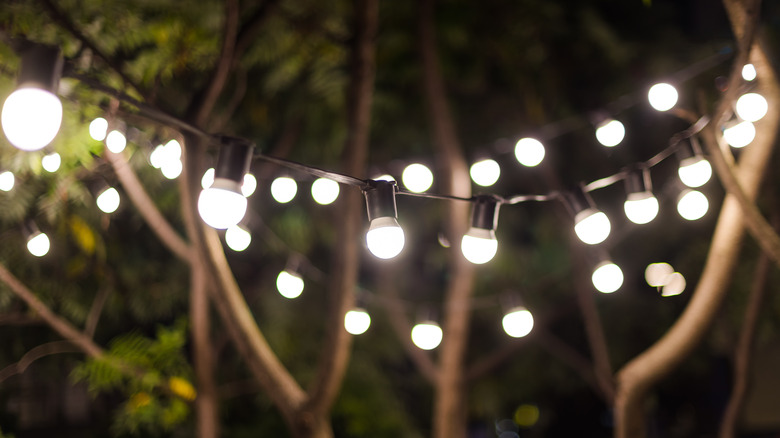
<box><xmin>723</xmin><ymin>121</ymin><xmax>755</xmax><ymax>148</ymax></box>
<box><xmin>624</xmin><ymin>191</ymin><xmax>659</xmax><ymax>224</ymax></box>
<box><xmin>198</xmin><ymin>179</ymin><xmax>247</xmax><ymax>229</ymax></box>
<box><xmin>678</xmin><ymin>157</ymin><xmax>712</xmax><ymax>188</ymax></box>
<box><xmin>661</xmin><ymin>272</ymin><xmax>686</xmax><ymax>297</ymax></box>
<box><xmin>41</xmin><ymin>152</ymin><xmax>61</xmax><ymax>172</ymax></box>
<box><xmin>2</xmin><ymin>88</ymin><xmax>62</xmax><ymax>151</ymax></box>
<box><xmin>271</xmin><ymin>177</ymin><xmax>297</xmax><ymax>203</ymax></box>
<box><xmin>241</xmin><ymin>173</ymin><xmax>257</xmax><ymax>197</ymax></box>
<box><xmin>96</xmin><ymin>187</ymin><xmax>120</xmax><ymax>214</ymax></box>
<box><xmin>402</xmin><ymin>163</ymin><xmax>433</xmax><ymax>193</ymax></box>
<box><xmin>574</xmin><ymin>209</ymin><xmax>611</xmax><ymax>245</ymax></box>
<box><xmin>0</xmin><ymin>171</ymin><xmax>14</xmax><ymax>191</ymax></box>
<box><xmin>27</xmin><ymin>232</ymin><xmax>50</xmax><ymax>257</ymax></box>
<box><xmin>105</xmin><ymin>130</ymin><xmax>127</xmax><ymax>153</ymax></box>
<box><xmin>366</xmin><ymin>217</ymin><xmax>405</xmax><ymax>259</ymax></box>
<box><xmin>645</xmin><ymin>262</ymin><xmax>674</xmax><ymax>287</ymax></box>
<box><xmin>502</xmin><ymin>307</ymin><xmax>534</xmax><ymax>338</ymax></box>
<box><xmin>469</xmin><ymin>159</ymin><xmax>500</xmax><ymax>187</ymax></box>
<box><xmin>276</xmin><ymin>270</ymin><xmax>304</xmax><ymax>299</ymax></box>
<box><xmin>742</xmin><ymin>64</ymin><xmax>757</xmax><ymax>81</ymax></box>
<box><xmin>677</xmin><ymin>189</ymin><xmax>708</xmax><ymax>221</ymax></box>
<box><xmin>89</xmin><ymin>117</ymin><xmax>108</xmax><ymax>141</ymax></box>
<box><xmin>514</xmin><ymin>137</ymin><xmax>545</xmax><ymax>167</ymax></box>
<box><xmin>344</xmin><ymin>309</ymin><xmax>371</xmax><ymax>335</ymax></box>
<box><xmin>161</xmin><ymin>159</ymin><xmax>182</xmax><ymax>179</ymax></box>
<box><xmin>595</xmin><ymin>119</ymin><xmax>625</xmax><ymax>147</ymax></box>
<box><xmin>149</xmin><ymin>144</ymin><xmax>166</xmax><ymax>169</ymax></box>
<box><xmin>201</xmin><ymin>168</ymin><xmax>215</xmax><ymax>189</ymax></box>
<box><xmin>592</xmin><ymin>261</ymin><xmax>624</xmax><ymax>294</ymax></box>
<box><xmin>411</xmin><ymin>321</ymin><xmax>443</xmax><ymax>350</ymax></box>
<box><xmin>461</xmin><ymin>228</ymin><xmax>498</xmax><ymax>264</ymax></box>
<box><xmin>164</xmin><ymin>139</ymin><xmax>182</xmax><ymax>160</ymax></box>
<box><xmin>311</xmin><ymin>177</ymin><xmax>340</xmax><ymax>205</ymax></box>
<box><xmin>648</xmin><ymin>83</ymin><xmax>678</xmax><ymax>111</ymax></box>
<box><xmin>225</xmin><ymin>225</ymin><xmax>251</xmax><ymax>252</ymax></box>
<box><xmin>735</xmin><ymin>93</ymin><xmax>768</xmax><ymax>122</ymax></box>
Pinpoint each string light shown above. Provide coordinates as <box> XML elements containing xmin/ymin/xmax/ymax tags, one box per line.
<box><xmin>623</xmin><ymin>169</ymin><xmax>659</xmax><ymax>225</ymax></box>
<box><xmin>514</xmin><ymin>138</ymin><xmax>545</xmax><ymax>167</ymax></box>
<box><xmin>645</xmin><ymin>262</ymin><xmax>674</xmax><ymax>287</ymax></box>
<box><xmin>469</xmin><ymin>159</ymin><xmax>500</xmax><ymax>187</ymax></box>
<box><xmin>595</xmin><ymin>119</ymin><xmax>625</xmax><ymax>147</ymax></box>
<box><xmin>501</xmin><ymin>306</ymin><xmax>534</xmax><ymax>338</ymax></box>
<box><xmin>241</xmin><ymin>173</ymin><xmax>257</xmax><ymax>197</ymax></box>
<box><xmin>105</xmin><ymin>129</ymin><xmax>127</xmax><ymax>154</ymax></box>
<box><xmin>89</xmin><ymin>117</ymin><xmax>109</xmax><ymax>141</ymax></box>
<box><xmin>311</xmin><ymin>177</ymin><xmax>340</xmax><ymax>205</ymax></box>
<box><xmin>344</xmin><ymin>308</ymin><xmax>371</xmax><ymax>335</ymax></box>
<box><xmin>270</xmin><ymin>177</ymin><xmax>298</xmax><ymax>203</ymax></box>
<box><xmin>648</xmin><ymin>82</ymin><xmax>679</xmax><ymax>111</ymax></box>
<box><xmin>735</xmin><ymin>93</ymin><xmax>768</xmax><ymax>122</ymax></box>
<box><xmin>677</xmin><ymin>139</ymin><xmax>712</xmax><ymax>188</ymax></box>
<box><xmin>661</xmin><ymin>272</ymin><xmax>686</xmax><ymax>297</ymax></box>
<box><xmin>677</xmin><ymin>189</ymin><xmax>708</xmax><ymax>221</ymax></box>
<box><xmin>0</xmin><ymin>171</ymin><xmax>14</xmax><ymax>191</ymax></box>
<box><xmin>402</xmin><ymin>163</ymin><xmax>433</xmax><ymax>193</ymax></box>
<box><xmin>411</xmin><ymin>320</ymin><xmax>443</xmax><ymax>350</ymax></box>
<box><xmin>722</xmin><ymin>120</ymin><xmax>755</xmax><ymax>148</ymax></box>
<box><xmin>161</xmin><ymin>159</ymin><xmax>183</xmax><ymax>179</ymax></box>
<box><xmin>96</xmin><ymin>187</ymin><xmax>120</xmax><ymax>214</ymax></box>
<box><xmin>461</xmin><ymin>195</ymin><xmax>499</xmax><ymax>264</ymax></box>
<box><xmin>276</xmin><ymin>270</ymin><xmax>304</xmax><ymax>299</ymax></box>
<box><xmin>198</xmin><ymin>137</ymin><xmax>252</xmax><ymax>229</ymax></box>
<box><xmin>364</xmin><ymin>180</ymin><xmax>405</xmax><ymax>259</ymax></box>
<box><xmin>591</xmin><ymin>261</ymin><xmax>624</xmax><ymax>293</ymax></box>
<box><xmin>741</xmin><ymin>64</ymin><xmax>757</xmax><ymax>81</ymax></box>
<box><xmin>41</xmin><ymin>152</ymin><xmax>61</xmax><ymax>172</ymax></box>
<box><xmin>225</xmin><ymin>225</ymin><xmax>251</xmax><ymax>252</ymax></box>
<box><xmin>26</xmin><ymin>231</ymin><xmax>50</xmax><ymax>257</ymax></box>
<box><xmin>566</xmin><ymin>188</ymin><xmax>611</xmax><ymax>245</ymax></box>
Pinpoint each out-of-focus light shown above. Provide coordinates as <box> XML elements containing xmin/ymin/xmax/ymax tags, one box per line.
<box><xmin>595</xmin><ymin>119</ymin><xmax>625</xmax><ymax>147</ymax></box>
<box><xmin>514</xmin><ymin>404</ymin><xmax>540</xmax><ymax>428</ymax></box>
<box><xmin>2</xmin><ymin>89</ymin><xmax>62</xmax><ymax>151</ymax></box>
<box><xmin>592</xmin><ymin>261</ymin><xmax>623</xmax><ymax>293</ymax></box>
<box><xmin>96</xmin><ymin>187</ymin><xmax>120</xmax><ymax>214</ymax></box>
<box><xmin>502</xmin><ymin>307</ymin><xmax>534</xmax><ymax>338</ymax></box>
<box><xmin>373</xmin><ymin>174</ymin><xmax>395</xmax><ymax>182</ymax></box>
<box><xmin>241</xmin><ymin>173</ymin><xmax>257</xmax><ymax>197</ymax></box>
<box><xmin>736</xmin><ymin>93</ymin><xmax>768</xmax><ymax>122</ymax></box>
<box><xmin>225</xmin><ymin>225</ymin><xmax>251</xmax><ymax>252</ymax></box>
<box><xmin>198</xmin><ymin>180</ymin><xmax>247</xmax><ymax>229</ymax></box>
<box><xmin>514</xmin><ymin>138</ymin><xmax>545</xmax><ymax>167</ymax></box>
<box><xmin>366</xmin><ymin>217</ymin><xmax>405</xmax><ymax>259</ymax></box>
<box><xmin>574</xmin><ymin>209</ymin><xmax>611</xmax><ymax>245</ymax></box>
<box><xmin>661</xmin><ymin>272</ymin><xmax>686</xmax><ymax>297</ymax></box>
<box><xmin>41</xmin><ymin>152</ymin><xmax>61</xmax><ymax>172</ymax></box>
<box><xmin>723</xmin><ymin>121</ymin><xmax>756</xmax><ymax>148</ymax></box>
<box><xmin>742</xmin><ymin>64</ymin><xmax>757</xmax><ymax>81</ymax></box>
<box><xmin>344</xmin><ymin>308</ymin><xmax>371</xmax><ymax>335</ymax></box>
<box><xmin>624</xmin><ymin>191</ymin><xmax>659</xmax><ymax>225</ymax></box>
<box><xmin>149</xmin><ymin>144</ymin><xmax>165</xmax><ymax>169</ymax></box>
<box><xmin>271</xmin><ymin>177</ymin><xmax>297</xmax><ymax>203</ymax></box>
<box><xmin>645</xmin><ymin>262</ymin><xmax>674</xmax><ymax>287</ymax></box>
<box><xmin>311</xmin><ymin>178</ymin><xmax>340</xmax><ymax>205</ymax></box>
<box><xmin>105</xmin><ymin>130</ymin><xmax>127</xmax><ymax>153</ymax></box>
<box><xmin>402</xmin><ymin>163</ymin><xmax>433</xmax><ymax>193</ymax></box>
<box><xmin>201</xmin><ymin>168</ymin><xmax>215</xmax><ymax>190</ymax></box>
<box><xmin>161</xmin><ymin>159</ymin><xmax>182</xmax><ymax>179</ymax></box>
<box><xmin>276</xmin><ymin>270</ymin><xmax>304</xmax><ymax>299</ymax></box>
<box><xmin>411</xmin><ymin>321</ymin><xmax>443</xmax><ymax>350</ymax></box>
<box><xmin>27</xmin><ymin>232</ymin><xmax>50</xmax><ymax>257</ymax></box>
<box><xmin>0</xmin><ymin>171</ymin><xmax>15</xmax><ymax>191</ymax></box>
<box><xmin>469</xmin><ymin>159</ymin><xmax>500</xmax><ymax>187</ymax></box>
<box><xmin>678</xmin><ymin>157</ymin><xmax>712</xmax><ymax>188</ymax></box>
<box><xmin>89</xmin><ymin>117</ymin><xmax>108</xmax><ymax>141</ymax></box>
<box><xmin>677</xmin><ymin>190</ymin><xmax>708</xmax><ymax>221</ymax></box>
<box><xmin>648</xmin><ymin>83</ymin><xmax>678</xmax><ymax>111</ymax></box>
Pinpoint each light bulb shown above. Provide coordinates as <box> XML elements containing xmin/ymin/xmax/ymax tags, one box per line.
<box><xmin>149</xmin><ymin>144</ymin><xmax>165</xmax><ymax>169</ymax></box>
<box><xmin>595</xmin><ymin>119</ymin><xmax>625</xmax><ymax>147</ymax></box>
<box><xmin>27</xmin><ymin>232</ymin><xmax>50</xmax><ymax>257</ymax></box>
<box><xmin>461</xmin><ymin>228</ymin><xmax>498</xmax><ymax>264</ymax></box>
<box><xmin>469</xmin><ymin>159</ymin><xmax>500</xmax><ymax>187</ymax></box>
<box><xmin>592</xmin><ymin>261</ymin><xmax>623</xmax><ymax>294</ymax></box>
<box><xmin>624</xmin><ymin>191</ymin><xmax>659</xmax><ymax>224</ymax></box>
<box><xmin>574</xmin><ymin>209</ymin><xmax>611</xmax><ymax>245</ymax></box>
<box><xmin>164</xmin><ymin>139</ymin><xmax>182</xmax><ymax>161</ymax></box>
<box><xmin>742</xmin><ymin>64</ymin><xmax>757</xmax><ymax>81</ymax></box>
<box><xmin>366</xmin><ymin>217</ymin><xmax>405</xmax><ymax>259</ymax></box>
<box><xmin>2</xmin><ymin>88</ymin><xmax>62</xmax><ymax>151</ymax></box>
<box><xmin>241</xmin><ymin>173</ymin><xmax>257</xmax><ymax>197</ymax></box>
<box><xmin>276</xmin><ymin>270</ymin><xmax>304</xmax><ymax>299</ymax></box>
<box><xmin>105</xmin><ymin>130</ymin><xmax>127</xmax><ymax>153</ymax></box>
<box><xmin>735</xmin><ymin>93</ymin><xmax>768</xmax><ymax>122</ymax></box>
<box><xmin>723</xmin><ymin>121</ymin><xmax>755</xmax><ymax>148</ymax></box>
<box><xmin>402</xmin><ymin>163</ymin><xmax>433</xmax><ymax>193</ymax></box>
<box><xmin>373</xmin><ymin>174</ymin><xmax>395</xmax><ymax>182</ymax></box>
<box><xmin>225</xmin><ymin>225</ymin><xmax>251</xmax><ymax>252</ymax></box>
<box><xmin>677</xmin><ymin>189</ymin><xmax>708</xmax><ymax>221</ymax></box>
<box><xmin>311</xmin><ymin>177</ymin><xmax>340</xmax><ymax>205</ymax></box>
<box><xmin>514</xmin><ymin>137</ymin><xmax>545</xmax><ymax>167</ymax></box>
<box><xmin>502</xmin><ymin>307</ymin><xmax>534</xmax><ymax>338</ymax></box>
<box><xmin>678</xmin><ymin>157</ymin><xmax>712</xmax><ymax>188</ymax></box>
<box><xmin>344</xmin><ymin>308</ymin><xmax>371</xmax><ymax>335</ymax></box>
<box><xmin>0</xmin><ymin>171</ymin><xmax>14</xmax><ymax>191</ymax></box>
<box><xmin>41</xmin><ymin>152</ymin><xmax>61</xmax><ymax>172</ymax></box>
<box><xmin>201</xmin><ymin>168</ymin><xmax>215</xmax><ymax>189</ymax></box>
<box><xmin>198</xmin><ymin>179</ymin><xmax>248</xmax><ymax>229</ymax></box>
<box><xmin>411</xmin><ymin>321</ymin><xmax>443</xmax><ymax>350</ymax></box>
<box><xmin>645</xmin><ymin>262</ymin><xmax>674</xmax><ymax>287</ymax></box>
<box><xmin>96</xmin><ymin>187</ymin><xmax>120</xmax><ymax>214</ymax></box>
<box><xmin>648</xmin><ymin>83</ymin><xmax>678</xmax><ymax>111</ymax></box>
<box><xmin>89</xmin><ymin>117</ymin><xmax>108</xmax><ymax>141</ymax></box>
<box><xmin>161</xmin><ymin>159</ymin><xmax>182</xmax><ymax>179</ymax></box>
<box><xmin>661</xmin><ymin>272</ymin><xmax>686</xmax><ymax>297</ymax></box>
<box><xmin>271</xmin><ymin>177</ymin><xmax>297</xmax><ymax>203</ymax></box>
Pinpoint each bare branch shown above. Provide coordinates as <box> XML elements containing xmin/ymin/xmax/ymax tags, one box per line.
<box><xmin>0</xmin><ymin>341</ymin><xmax>81</xmax><ymax>384</ymax></box>
<box><xmin>84</xmin><ymin>284</ymin><xmax>110</xmax><ymax>339</ymax></box>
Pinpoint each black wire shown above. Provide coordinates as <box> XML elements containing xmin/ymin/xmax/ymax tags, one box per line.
<box><xmin>255</xmin><ymin>153</ymin><xmax>369</xmax><ymax>188</ymax></box>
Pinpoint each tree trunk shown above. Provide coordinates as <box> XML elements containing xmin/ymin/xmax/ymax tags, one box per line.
<box><xmin>191</xmin><ymin>265</ymin><xmax>219</xmax><ymax>438</ymax></box>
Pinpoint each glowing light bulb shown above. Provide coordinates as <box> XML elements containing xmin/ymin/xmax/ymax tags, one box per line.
<box><xmin>574</xmin><ymin>209</ymin><xmax>611</xmax><ymax>245</ymax></box>
<box><xmin>201</xmin><ymin>168</ymin><xmax>215</xmax><ymax>189</ymax></box>
<box><xmin>595</xmin><ymin>119</ymin><xmax>625</xmax><ymax>147</ymax></box>
<box><xmin>198</xmin><ymin>179</ymin><xmax>247</xmax><ymax>229</ymax></box>
<box><xmin>344</xmin><ymin>308</ymin><xmax>371</xmax><ymax>335</ymax></box>
<box><xmin>271</xmin><ymin>177</ymin><xmax>297</xmax><ymax>203</ymax></box>
<box><xmin>402</xmin><ymin>163</ymin><xmax>433</xmax><ymax>193</ymax></box>
<box><xmin>723</xmin><ymin>121</ymin><xmax>756</xmax><ymax>148</ymax></box>
<box><xmin>678</xmin><ymin>157</ymin><xmax>712</xmax><ymax>188</ymax></box>
<box><xmin>624</xmin><ymin>191</ymin><xmax>659</xmax><ymax>224</ymax></box>
<box><xmin>241</xmin><ymin>173</ymin><xmax>257</xmax><ymax>197</ymax></box>
<box><xmin>41</xmin><ymin>152</ymin><xmax>61</xmax><ymax>172</ymax></box>
<box><xmin>149</xmin><ymin>144</ymin><xmax>165</xmax><ymax>169</ymax></box>
<box><xmin>648</xmin><ymin>83</ymin><xmax>678</xmax><ymax>111</ymax></box>
<box><xmin>742</xmin><ymin>64</ymin><xmax>757</xmax><ymax>81</ymax></box>
<box><xmin>366</xmin><ymin>217</ymin><xmax>405</xmax><ymax>259</ymax></box>
<box><xmin>27</xmin><ymin>232</ymin><xmax>50</xmax><ymax>257</ymax></box>
<box><xmin>164</xmin><ymin>139</ymin><xmax>182</xmax><ymax>161</ymax></box>
<box><xmin>161</xmin><ymin>159</ymin><xmax>182</xmax><ymax>179</ymax></box>
<box><xmin>105</xmin><ymin>130</ymin><xmax>127</xmax><ymax>153</ymax></box>
<box><xmin>514</xmin><ymin>137</ymin><xmax>545</xmax><ymax>167</ymax></box>
<box><xmin>225</xmin><ymin>225</ymin><xmax>251</xmax><ymax>252</ymax></box>
<box><xmin>661</xmin><ymin>272</ymin><xmax>686</xmax><ymax>297</ymax></box>
<box><xmin>89</xmin><ymin>117</ymin><xmax>108</xmax><ymax>141</ymax></box>
<box><xmin>469</xmin><ymin>159</ymin><xmax>500</xmax><ymax>187</ymax></box>
<box><xmin>592</xmin><ymin>261</ymin><xmax>624</xmax><ymax>293</ymax></box>
<box><xmin>502</xmin><ymin>307</ymin><xmax>534</xmax><ymax>338</ymax></box>
<box><xmin>96</xmin><ymin>187</ymin><xmax>120</xmax><ymax>214</ymax></box>
<box><xmin>645</xmin><ymin>262</ymin><xmax>674</xmax><ymax>287</ymax></box>
<box><xmin>311</xmin><ymin>178</ymin><xmax>340</xmax><ymax>205</ymax></box>
<box><xmin>411</xmin><ymin>321</ymin><xmax>442</xmax><ymax>350</ymax></box>
<box><xmin>2</xmin><ymin>88</ymin><xmax>62</xmax><ymax>151</ymax></box>
<box><xmin>0</xmin><ymin>171</ymin><xmax>14</xmax><ymax>191</ymax></box>
<box><xmin>677</xmin><ymin>189</ymin><xmax>708</xmax><ymax>221</ymax></box>
<box><xmin>736</xmin><ymin>93</ymin><xmax>768</xmax><ymax>122</ymax></box>
<box><xmin>276</xmin><ymin>270</ymin><xmax>304</xmax><ymax>299</ymax></box>
<box><xmin>461</xmin><ymin>228</ymin><xmax>498</xmax><ymax>264</ymax></box>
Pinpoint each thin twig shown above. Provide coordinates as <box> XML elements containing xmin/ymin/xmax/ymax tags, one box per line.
<box><xmin>0</xmin><ymin>341</ymin><xmax>81</xmax><ymax>384</ymax></box>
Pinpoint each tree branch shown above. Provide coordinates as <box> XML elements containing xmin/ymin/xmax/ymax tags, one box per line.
<box><xmin>84</xmin><ymin>284</ymin><xmax>110</xmax><ymax>339</ymax></box>
<box><xmin>191</xmin><ymin>258</ymin><xmax>219</xmax><ymax>438</ymax></box>
<box><xmin>0</xmin><ymin>341</ymin><xmax>81</xmax><ymax>384</ymax></box>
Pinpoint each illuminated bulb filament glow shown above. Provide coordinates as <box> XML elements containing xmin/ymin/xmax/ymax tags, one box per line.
<box><xmin>461</xmin><ymin>228</ymin><xmax>498</xmax><ymax>264</ymax></box>
<box><xmin>735</xmin><ymin>93</ymin><xmax>768</xmax><ymax>122</ymax></box>
<box><xmin>271</xmin><ymin>177</ymin><xmax>298</xmax><ymax>203</ymax></box>
<box><xmin>89</xmin><ymin>117</ymin><xmax>108</xmax><ymax>141</ymax></box>
<box><xmin>648</xmin><ymin>83</ymin><xmax>678</xmax><ymax>111</ymax></box>
<box><xmin>623</xmin><ymin>191</ymin><xmax>659</xmax><ymax>225</ymax></box>
<box><xmin>592</xmin><ymin>262</ymin><xmax>624</xmax><ymax>293</ymax></box>
<box><xmin>677</xmin><ymin>190</ymin><xmax>708</xmax><ymax>221</ymax></box>
<box><xmin>595</xmin><ymin>119</ymin><xmax>625</xmax><ymax>147</ymax></box>
<box><xmin>514</xmin><ymin>138</ymin><xmax>545</xmax><ymax>167</ymax></box>
<box><xmin>469</xmin><ymin>159</ymin><xmax>500</xmax><ymax>187</ymax></box>
<box><xmin>198</xmin><ymin>179</ymin><xmax>248</xmax><ymax>229</ymax></box>
<box><xmin>723</xmin><ymin>121</ymin><xmax>756</xmax><ymax>148</ymax></box>
<box><xmin>311</xmin><ymin>178</ymin><xmax>340</xmax><ymax>205</ymax></box>
<box><xmin>402</xmin><ymin>163</ymin><xmax>433</xmax><ymax>193</ymax></box>
<box><xmin>41</xmin><ymin>152</ymin><xmax>61</xmax><ymax>172</ymax></box>
<box><xmin>225</xmin><ymin>225</ymin><xmax>252</xmax><ymax>252</ymax></box>
<box><xmin>0</xmin><ymin>171</ymin><xmax>14</xmax><ymax>192</ymax></box>
<box><xmin>678</xmin><ymin>157</ymin><xmax>712</xmax><ymax>188</ymax></box>
<box><xmin>105</xmin><ymin>130</ymin><xmax>127</xmax><ymax>153</ymax></box>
